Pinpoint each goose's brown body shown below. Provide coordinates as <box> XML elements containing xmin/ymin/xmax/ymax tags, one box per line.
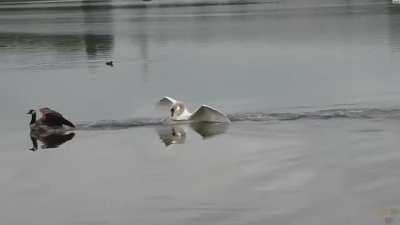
<box><xmin>38</xmin><ymin>107</ymin><xmax>75</xmax><ymax>128</ymax></box>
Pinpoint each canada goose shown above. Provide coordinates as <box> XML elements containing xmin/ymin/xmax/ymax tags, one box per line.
<box><xmin>27</xmin><ymin>108</ymin><xmax>74</xmax><ymax>134</ymax></box>
<box><xmin>158</xmin><ymin>96</ymin><xmax>230</xmax><ymax>123</ymax></box>
<box><xmin>27</xmin><ymin>109</ymin><xmax>75</xmax><ymax>151</ymax></box>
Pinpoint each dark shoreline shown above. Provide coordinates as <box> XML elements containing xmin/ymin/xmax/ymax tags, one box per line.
<box><xmin>0</xmin><ymin>0</ymin><xmax>272</xmax><ymax>12</ymax></box>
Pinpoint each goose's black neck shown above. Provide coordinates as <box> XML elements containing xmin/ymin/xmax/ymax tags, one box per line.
<box><xmin>30</xmin><ymin>112</ymin><xmax>36</xmax><ymax>125</ymax></box>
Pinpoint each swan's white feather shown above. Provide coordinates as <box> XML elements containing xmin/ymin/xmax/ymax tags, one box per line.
<box><xmin>158</xmin><ymin>96</ymin><xmax>179</xmax><ymax>107</ymax></box>
<box><xmin>174</xmin><ymin>108</ymin><xmax>192</xmax><ymax>121</ymax></box>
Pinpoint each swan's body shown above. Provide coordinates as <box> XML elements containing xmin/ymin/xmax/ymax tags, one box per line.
<box><xmin>158</xmin><ymin>96</ymin><xmax>230</xmax><ymax>123</ymax></box>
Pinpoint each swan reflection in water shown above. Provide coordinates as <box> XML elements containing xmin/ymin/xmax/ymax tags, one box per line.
<box><xmin>157</xmin><ymin>125</ymin><xmax>186</xmax><ymax>146</ymax></box>
<box><xmin>30</xmin><ymin>131</ymin><xmax>75</xmax><ymax>151</ymax></box>
<box><xmin>156</xmin><ymin>122</ymin><xmax>229</xmax><ymax>146</ymax></box>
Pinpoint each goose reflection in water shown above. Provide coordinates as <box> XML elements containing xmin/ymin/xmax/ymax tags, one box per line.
<box><xmin>156</xmin><ymin>122</ymin><xmax>229</xmax><ymax>146</ymax></box>
<box><xmin>30</xmin><ymin>131</ymin><xmax>75</xmax><ymax>151</ymax></box>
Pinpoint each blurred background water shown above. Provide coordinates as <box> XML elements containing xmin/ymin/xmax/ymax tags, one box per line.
<box><xmin>1</xmin><ymin>0</ymin><xmax>400</xmax><ymax>224</ymax></box>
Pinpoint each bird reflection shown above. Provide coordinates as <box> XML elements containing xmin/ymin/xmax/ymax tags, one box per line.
<box><xmin>157</xmin><ymin>125</ymin><xmax>186</xmax><ymax>146</ymax></box>
<box><xmin>156</xmin><ymin>122</ymin><xmax>229</xmax><ymax>146</ymax></box>
<box><xmin>190</xmin><ymin>122</ymin><xmax>229</xmax><ymax>139</ymax></box>
<box><xmin>30</xmin><ymin>131</ymin><xmax>75</xmax><ymax>151</ymax></box>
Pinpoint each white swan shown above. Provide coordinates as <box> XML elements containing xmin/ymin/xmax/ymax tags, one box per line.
<box><xmin>158</xmin><ymin>96</ymin><xmax>231</xmax><ymax>123</ymax></box>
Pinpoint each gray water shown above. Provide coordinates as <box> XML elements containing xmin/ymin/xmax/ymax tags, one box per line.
<box><xmin>1</xmin><ymin>0</ymin><xmax>400</xmax><ymax>224</ymax></box>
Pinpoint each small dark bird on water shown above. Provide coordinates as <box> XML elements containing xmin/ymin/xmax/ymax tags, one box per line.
<box><xmin>106</xmin><ymin>61</ymin><xmax>114</xmax><ymax>67</ymax></box>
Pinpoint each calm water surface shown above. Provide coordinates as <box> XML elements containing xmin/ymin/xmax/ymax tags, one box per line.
<box><xmin>1</xmin><ymin>0</ymin><xmax>400</xmax><ymax>224</ymax></box>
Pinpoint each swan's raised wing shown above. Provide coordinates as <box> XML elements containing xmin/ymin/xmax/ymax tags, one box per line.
<box><xmin>190</xmin><ymin>105</ymin><xmax>231</xmax><ymax>123</ymax></box>
<box><xmin>158</xmin><ymin>96</ymin><xmax>179</xmax><ymax>107</ymax></box>
<box><xmin>157</xmin><ymin>96</ymin><xmax>180</xmax><ymax>112</ymax></box>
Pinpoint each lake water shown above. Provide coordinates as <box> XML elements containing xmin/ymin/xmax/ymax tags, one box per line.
<box><xmin>1</xmin><ymin>0</ymin><xmax>400</xmax><ymax>224</ymax></box>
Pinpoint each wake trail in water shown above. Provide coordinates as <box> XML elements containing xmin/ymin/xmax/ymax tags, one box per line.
<box><xmin>75</xmin><ymin>107</ymin><xmax>400</xmax><ymax>130</ymax></box>
<box><xmin>77</xmin><ymin>117</ymin><xmax>165</xmax><ymax>130</ymax></box>
<box><xmin>228</xmin><ymin>108</ymin><xmax>400</xmax><ymax>121</ymax></box>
